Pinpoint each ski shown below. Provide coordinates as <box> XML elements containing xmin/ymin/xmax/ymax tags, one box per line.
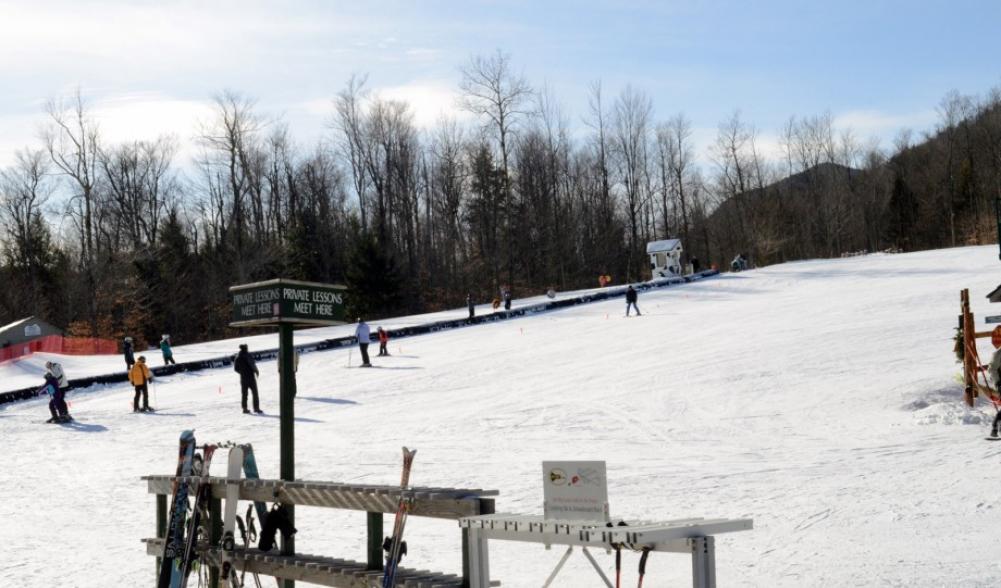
<box><xmin>382</xmin><ymin>447</ymin><xmax>417</xmax><ymax>588</ymax></box>
<box><xmin>221</xmin><ymin>446</ymin><xmax>244</xmax><ymax>584</ymax></box>
<box><xmin>157</xmin><ymin>430</ymin><xmax>197</xmax><ymax>588</ymax></box>
<box><xmin>240</xmin><ymin>444</ymin><xmax>269</xmax><ymax>525</ymax></box>
<box><xmin>176</xmin><ymin>444</ymin><xmax>217</xmax><ymax>588</ymax></box>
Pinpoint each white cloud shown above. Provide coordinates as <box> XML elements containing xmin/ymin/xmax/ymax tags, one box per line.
<box><xmin>374</xmin><ymin>82</ymin><xmax>470</xmax><ymax>129</ymax></box>
<box><xmin>832</xmin><ymin>109</ymin><xmax>938</xmax><ymax>138</ymax></box>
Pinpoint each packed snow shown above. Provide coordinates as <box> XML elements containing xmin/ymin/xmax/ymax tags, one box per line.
<box><xmin>3</xmin><ymin>246</ymin><xmax>1001</xmax><ymax>586</ymax></box>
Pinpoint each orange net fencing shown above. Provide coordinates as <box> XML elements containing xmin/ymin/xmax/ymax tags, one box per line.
<box><xmin>0</xmin><ymin>335</ymin><xmax>119</xmax><ymax>363</ymax></box>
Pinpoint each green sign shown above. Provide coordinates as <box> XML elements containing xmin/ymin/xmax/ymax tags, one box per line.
<box><xmin>230</xmin><ymin>279</ymin><xmax>347</xmax><ymax>326</ymax></box>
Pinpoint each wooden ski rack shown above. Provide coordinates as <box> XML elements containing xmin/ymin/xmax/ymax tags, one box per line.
<box><xmin>143</xmin><ymin>475</ymin><xmax>497</xmax><ymax>588</ymax></box>
<box><xmin>459</xmin><ymin>514</ymin><xmax>752</xmax><ymax>588</ymax></box>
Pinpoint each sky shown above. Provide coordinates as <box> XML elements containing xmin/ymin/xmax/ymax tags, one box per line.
<box><xmin>1</xmin><ymin>0</ymin><xmax>1000</xmax><ymax>169</ymax></box>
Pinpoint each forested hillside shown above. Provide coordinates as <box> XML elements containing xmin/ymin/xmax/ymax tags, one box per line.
<box><xmin>2</xmin><ymin>53</ymin><xmax>999</xmax><ymax>346</ymax></box>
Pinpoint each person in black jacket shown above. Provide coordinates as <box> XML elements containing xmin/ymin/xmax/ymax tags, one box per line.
<box><xmin>625</xmin><ymin>285</ymin><xmax>641</xmax><ymax>316</ymax></box>
<box><xmin>234</xmin><ymin>344</ymin><xmax>262</xmax><ymax>414</ymax></box>
<box><xmin>123</xmin><ymin>337</ymin><xmax>135</xmax><ymax>370</ymax></box>
<box><xmin>467</xmin><ymin>293</ymin><xmax>475</xmax><ymax>319</ymax></box>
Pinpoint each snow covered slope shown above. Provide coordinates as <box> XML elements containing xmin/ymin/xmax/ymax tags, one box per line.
<box><xmin>3</xmin><ymin>246</ymin><xmax>1001</xmax><ymax>586</ymax></box>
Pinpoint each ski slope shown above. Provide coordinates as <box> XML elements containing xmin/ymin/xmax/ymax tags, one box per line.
<box><xmin>3</xmin><ymin>246</ymin><xmax>1001</xmax><ymax>586</ymax></box>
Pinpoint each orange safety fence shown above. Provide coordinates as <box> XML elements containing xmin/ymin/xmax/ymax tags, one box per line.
<box><xmin>0</xmin><ymin>335</ymin><xmax>119</xmax><ymax>363</ymax></box>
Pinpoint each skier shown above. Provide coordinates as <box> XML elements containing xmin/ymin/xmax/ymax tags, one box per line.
<box><xmin>355</xmin><ymin>318</ymin><xmax>372</xmax><ymax>367</ymax></box>
<box><xmin>160</xmin><ymin>335</ymin><xmax>176</xmax><ymax>366</ymax></box>
<box><xmin>128</xmin><ymin>355</ymin><xmax>154</xmax><ymax>412</ymax></box>
<box><xmin>37</xmin><ymin>371</ymin><xmax>61</xmax><ymax>423</ymax></box>
<box><xmin>123</xmin><ymin>336</ymin><xmax>135</xmax><ymax>370</ymax></box>
<box><xmin>467</xmin><ymin>293</ymin><xmax>475</xmax><ymax>319</ymax></box>
<box><xmin>377</xmin><ymin>327</ymin><xmax>390</xmax><ymax>356</ymax></box>
<box><xmin>691</xmin><ymin>257</ymin><xmax>701</xmax><ymax>273</ymax></box>
<box><xmin>503</xmin><ymin>289</ymin><xmax>512</xmax><ymax>311</ymax></box>
<box><xmin>234</xmin><ymin>344</ymin><xmax>262</xmax><ymax>414</ymax></box>
<box><xmin>625</xmin><ymin>285</ymin><xmax>641</xmax><ymax>316</ymax></box>
<box><xmin>44</xmin><ymin>361</ymin><xmax>71</xmax><ymax>422</ymax></box>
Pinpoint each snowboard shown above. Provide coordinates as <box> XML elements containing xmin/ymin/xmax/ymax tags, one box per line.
<box><xmin>157</xmin><ymin>430</ymin><xmax>197</xmax><ymax>588</ymax></box>
<box><xmin>985</xmin><ymin>436</ymin><xmax>1001</xmax><ymax>441</ymax></box>
<box><xmin>221</xmin><ymin>446</ymin><xmax>244</xmax><ymax>583</ymax></box>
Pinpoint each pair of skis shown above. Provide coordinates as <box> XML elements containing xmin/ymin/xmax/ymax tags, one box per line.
<box><xmin>382</xmin><ymin>447</ymin><xmax>417</xmax><ymax>588</ymax></box>
<box><xmin>158</xmin><ymin>431</ymin><xmax>215</xmax><ymax>588</ymax></box>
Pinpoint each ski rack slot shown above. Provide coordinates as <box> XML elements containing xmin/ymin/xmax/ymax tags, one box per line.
<box><xmin>142</xmin><ymin>538</ymin><xmax>465</xmax><ymax>587</ymax></box>
<box><xmin>143</xmin><ymin>474</ymin><xmax>497</xmax><ymax>587</ymax></box>
<box><xmin>458</xmin><ymin>513</ymin><xmax>752</xmax><ymax>588</ymax></box>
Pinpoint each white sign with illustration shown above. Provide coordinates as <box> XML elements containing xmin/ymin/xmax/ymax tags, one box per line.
<box><xmin>542</xmin><ymin>460</ymin><xmax>609</xmax><ymax>522</ymax></box>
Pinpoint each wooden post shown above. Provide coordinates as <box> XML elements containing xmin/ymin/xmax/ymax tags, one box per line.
<box><xmin>210</xmin><ymin>497</ymin><xmax>222</xmax><ymax>588</ymax></box>
<box><xmin>156</xmin><ymin>493</ymin><xmax>166</xmax><ymax>577</ymax></box>
<box><xmin>367</xmin><ymin>512</ymin><xmax>383</xmax><ymax>571</ymax></box>
<box><xmin>962</xmin><ymin>289</ymin><xmax>977</xmax><ymax>406</ymax></box>
<box><xmin>279</xmin><ymin>323</ymin><xmax>296</xmax><ymax>588</ymax></box>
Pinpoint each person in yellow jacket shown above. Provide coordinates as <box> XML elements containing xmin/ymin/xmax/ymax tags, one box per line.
<box><xmin>128</xmin><ymin>356</ymin><xmax>155</xmax><ymax>413</ymax></box>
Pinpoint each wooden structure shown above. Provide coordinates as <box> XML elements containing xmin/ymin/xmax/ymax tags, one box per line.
<box><xmin>143</xmin><ymin>475</ymin><xmax>496</xmax><ymax>587</ymax></box>
<box><xmin>646</xmin><ymin>239</ymin><xmax>684</xmax><ymax>278</ymax></box>
<box><xmin>460</xmin><ymin>514</ymin><xmax>752</xmax><ymax>588</ymax></box>
<box><xmin>959</xmin><ymin>288</ymin><xmax>1001</xmax><ymax>406</ymax></box>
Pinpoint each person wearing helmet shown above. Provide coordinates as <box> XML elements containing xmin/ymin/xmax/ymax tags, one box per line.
<box><xmin>128</xmin><ymin>356</ymin><xmax>154</xmax><ymax>412</ymax></box>
<box><xmin>42</xmin><ymin>361</ymin><xmax>71</xmax><ymax>423</ymax></box>
<box><xmin>123</xmin><ymin>337</ymin><xmax>135</xmax><ymax>370</ymax></box>
<box><xmin>160</xmin><ymin>335</ymin><xmax>176</xmax><ymax>366</ymax></box>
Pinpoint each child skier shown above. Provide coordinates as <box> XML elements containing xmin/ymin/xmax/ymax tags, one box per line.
<box><xmin>377</xmin><ymin>327</ymin><xmax>390</xmax><ymax>356</ymax></box>
<box><xmin>160</xmin><ymin>335</ymin><xmax>176</xmax><ymax>365</ymax></box>
<box><xmin>41</xmin><ymin>361</ymin><xmax>71</xmax><ymax>423</ymax></box>
<box><xmin>128</xmin><ymin>355</ymin><xmax>154</xmax><ymax>412</ymax></box>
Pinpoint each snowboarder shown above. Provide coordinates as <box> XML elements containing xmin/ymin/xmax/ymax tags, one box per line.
<box><xmin>234</xmin><ymin>344</ymin><xmax>262</xmax><ymax>414</ymax></box>
<box><xmin>43</xmin><ymin>361</ymin><xmax>71</xmax><ymax>422</ymax></box>
<box><xmin>160</xmin><ymin>335</ymin><xmax>176</xmax><ymax>365</ymax></box>
<box><xmin>128</xmin><ymin>355</ymin><xmax>154</xmax><ymax>412</ymax></box>
<box><xmin>625</xmin><ymin>285</ymin><xmax>641</xmax><ymax>316</ymax></box>
<box><xmin>503</xmin><ymin>289</ymin><xmax>512</xmax><ymax>311</ymax></box>
<box><xmin>123</xmin><ymin>336</ymin><xmax>135</xmax><ymax>370</ymax></box>
<box><xmin>467</xmin><ymin>293</ymin><xmax>475</xmax><ymax>319</ymax></box>
<box><xmin>377</xmin><ymin>327</ymin><xmax>390</xmax><ymax>356</ymax></box>
<box><xmin>355</xmin><ymin>318</ymin><xmax>372</xmax><ymax>367</ymax></box>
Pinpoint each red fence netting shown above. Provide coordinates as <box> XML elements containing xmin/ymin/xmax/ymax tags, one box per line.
<box><xmin>0</xmin><ymin>335</ymin><xmax>119</xmax><ymax>363</ymax></box>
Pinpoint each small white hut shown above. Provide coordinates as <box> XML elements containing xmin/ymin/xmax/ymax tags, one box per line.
<box><xmin>646</xmin><ymin>239</ymin><xmax>684</xmax><ymax>278</ymax></box>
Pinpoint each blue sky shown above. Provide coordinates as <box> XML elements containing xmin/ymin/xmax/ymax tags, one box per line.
<box><xmin>1</xmin><ymin>0</ymin><xmax>1000</xmax><ymax>167</ymax></box>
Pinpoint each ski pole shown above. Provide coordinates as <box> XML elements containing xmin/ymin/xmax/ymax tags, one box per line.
<box><xmin>637</xmin><ymin>547</ymin><xmax>651</xmax><ymax>588</ymax></box>
<box><xmin>152</xmin><ymin>380</ymin><xmax>159</xmax><ymax>409</ymax></box>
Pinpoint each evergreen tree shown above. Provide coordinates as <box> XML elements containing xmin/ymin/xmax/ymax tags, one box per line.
<box><xmin>344</xmin><ymin>235</ymin><xmax>404</xmax><ymax>319</ymax></box>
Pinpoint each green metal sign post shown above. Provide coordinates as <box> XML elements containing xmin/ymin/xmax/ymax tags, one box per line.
<box><xmin>230</xmin><ymin>279</ymin><xmax>347</xmax><ymax>588</ymax></box>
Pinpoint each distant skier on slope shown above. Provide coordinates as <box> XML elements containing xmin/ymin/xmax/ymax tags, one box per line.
<box><xmin>42</xmin><ymin>361</ymin><xmax>71</xmax><ymax>423</ymax></box>
<box><xmin>128</xmin><ymin>355</ymin><xmax>154</xmax><ymax>412</ymax></box>
<box><xmin>123</xmin><ymin>336</ymin><xmax>135</xmax><ymax>370</ymax></box>
<box><xmin>160</xmin><ymin>335</ymin><xmax>176</xmax><ymax>366</ymax></box>
<box><xmin>234</xmin><ymin>344</ymin><xmax>262</xmax><ymax>414</ymax></box>
<box><xmin>625</xmin><ymin>285</ymin><xmax>641</xmax><ymax>316</ymax></box>
<box><xmin>355</xmin><ymin>318</ymin><xmax>372</xmax><ymax>367</ymax></box>
<box><xmin>503</xmin><ymin>289</ymin><xmax>512</xmax><ymax>311</ymax></box>
<box><xmin>377</xmin><ymin>327</ymin><xmax>390</xmax><ymax>356</ymax></box>
<box><xmin>467</xmin><ymin>293</ymin><xmax>475</xmax><ymax>319</ymax></box>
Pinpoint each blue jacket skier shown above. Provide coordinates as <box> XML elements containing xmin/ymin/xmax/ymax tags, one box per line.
<box><xmin>160</xmin><ymin>335</ymin><xmax>176</xmax><ymax>366</ymax></box>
